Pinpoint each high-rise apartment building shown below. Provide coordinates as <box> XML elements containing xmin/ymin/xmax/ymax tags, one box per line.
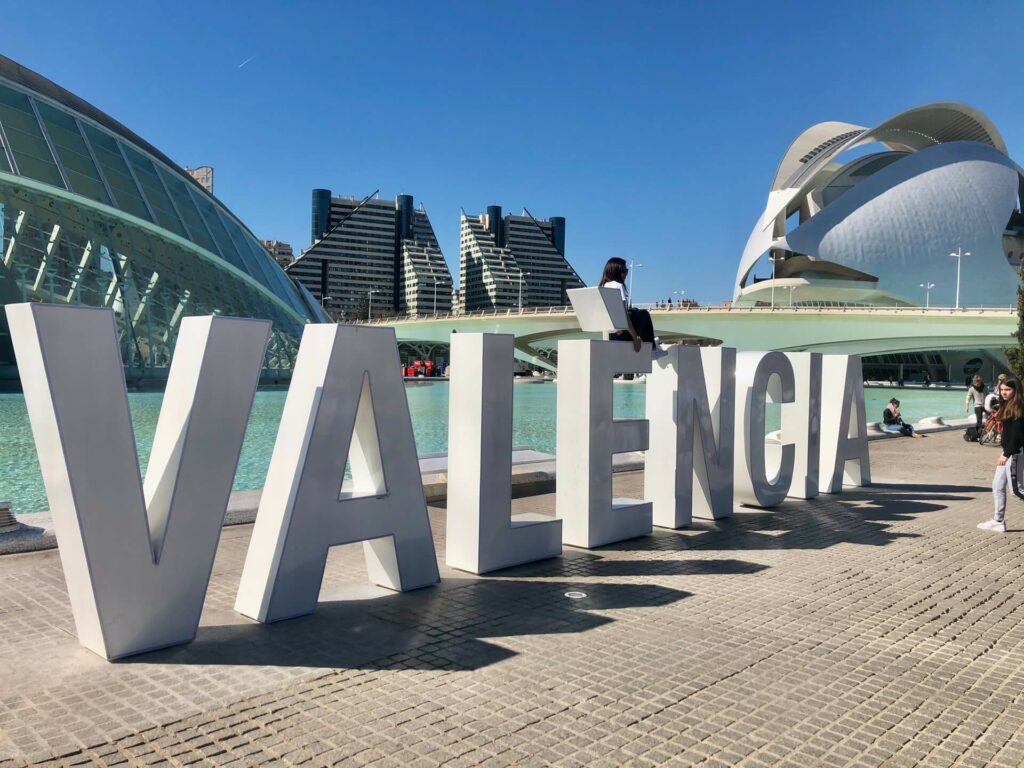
<box><xmin>459</xmin><ymin>205</ymin><xmax>584</xmax><ymax>312</ymax></box>
<box><xmin>261</xmin><ymin>239</ymin><xmax>294</xmax><ymax>268</ymax></box>
<box><xmin>286</xmin><ymin>191</ymin><xmax>453</xmax><ymax>319</ymax></box>
<box><xmin>184</xmin><ymin>165</ymin><xmax>214</xmax><ymax>194</ymax></box>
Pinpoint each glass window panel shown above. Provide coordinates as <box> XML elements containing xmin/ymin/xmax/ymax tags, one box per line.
<box><xmin>219</xmin><ymin>211</ymin><xmax>275</xmax><ymax>288</ymax></box>
<box><xmin>156</xmin><ymin>166</ymin><xmax>220</xmax><ymax>256</ymax></box>
<box><xmin>188</xmin><ymin>186</ymin><xmax>246</xmax><ymax>272</ymax></box>
<box><xmin>80</xmin><ymin>123</ymin><xmax>152</xmax><ymax>222</ymax></box>
<box><xmin>120</xmin><ymin>144</ymin><xmax>187</xmax><ymax>237</ymax></box>
<box><xmin>259</xmin><ymin>240</ymin><xmax>304</xmax><ymax>313</ymax></box>
<box><xmin>249</xmin><ymin>238</ymin><xmax>306</xmax><ymax>314</ymax></box>
<box><xmin>0</xmin><ymin>85</ymin><xmax>65</xmax><ymax>188</ymax></box>
<box><xmin>34</xmin><ymin>102</ymin><xmax>111</xmax><ymax>205</ymax></box>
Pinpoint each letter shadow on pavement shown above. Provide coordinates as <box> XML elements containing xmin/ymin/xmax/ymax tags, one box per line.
<box><xmin>124</xmin><ymin>580</ymin><xmax>688</xmax><ymax>671</ymax></box>
<box><xmin>487</xmin><ymin>552</ymin><xmax>769</xmax><ymax>579</ymax></box>
<box><xmin>583</xmin><ymin>486</ymin><xmax>969</xmax><ymax>554</ymax></box>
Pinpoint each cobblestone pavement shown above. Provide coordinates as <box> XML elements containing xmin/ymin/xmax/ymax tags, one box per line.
<box><xmin>2</xmin><ymin>432</ymin><xmax>1024</xmax><ymax>767</ymax></box>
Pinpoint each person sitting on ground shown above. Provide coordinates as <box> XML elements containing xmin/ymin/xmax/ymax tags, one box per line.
<box><xmin>883</xmin><ymin>398</ymin><xmax>920</xmax><ymax>437</ymax></box>
<box><xmin>600</xmin><ymin>257</ymin><xmax>657</xmax><ymax>355</ymax></box>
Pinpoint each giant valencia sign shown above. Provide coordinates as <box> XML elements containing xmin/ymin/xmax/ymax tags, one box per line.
<box><xmin>6</xmin><ymin>303</ymin><xmax>869</xmax><ymax>660</ymax></box>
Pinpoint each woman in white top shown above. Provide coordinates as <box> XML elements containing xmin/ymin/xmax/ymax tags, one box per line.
<box><xmin>600</xmin><ymin>257</ymin><xmax>655</xmax><ymax>353</ymax></box>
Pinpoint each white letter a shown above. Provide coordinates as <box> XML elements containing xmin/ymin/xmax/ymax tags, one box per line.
<box><xmin>235</xmin><ymin>324</ymin><xmax>439</xmax><ymax>624</ymax></box>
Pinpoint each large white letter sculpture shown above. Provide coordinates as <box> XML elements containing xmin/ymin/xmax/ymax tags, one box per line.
<box><xmin>645</xmin><ymin>346</ymin><xmax>736</xmax><ymax>527</ymax></box>
<box><xmin>7</xmin><ymin>303</ymin><xmax>269</xmax><ymax>659</ymax></box>
<box><xmin>556</xmin><ymin>340</ymin><xmax>651</xmax><ymax>548</ymax></box>
<box><xmin>783</xmin><ymin>352</ymin><xmax>822</xmax><ymax>499</ymax></box>
<box><xmin>735</xmin><ymin>352</ymin><xmax>796</xmax><ymax>508</ymax></box>
<box><xmin>235</xmin><ymin>324</ymin><xmax>438</xmax><ymax>623</ymax></box>
<box><xmin>445</xmin><ymin>333</ymin><xmax>561</xmax><ymax>573</ymax></box>
<box><xmin>819</xmin><ymin>354</ymin><xmax>871</xmax><ymax>492</ymax></box>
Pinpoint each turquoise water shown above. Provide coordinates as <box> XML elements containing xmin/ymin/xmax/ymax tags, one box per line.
<box><xmin>0</xmin><ymin>382</ymin><xmax>964</xmax><ymax>514</ymax></box>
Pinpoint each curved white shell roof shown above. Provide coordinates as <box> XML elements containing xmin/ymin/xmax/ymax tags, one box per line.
<box><xmin>736</xmin><ymin>102</ymin><xmax>1021</xmax><ymax>306</ymax></box>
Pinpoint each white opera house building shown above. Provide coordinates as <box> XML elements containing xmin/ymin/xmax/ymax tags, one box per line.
<box><xmin>733</xmin><ymin>103</ymin><xmax>1024</xmax><ymax>381</ymax></box>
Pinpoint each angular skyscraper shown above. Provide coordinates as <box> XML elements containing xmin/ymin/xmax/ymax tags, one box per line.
<box><xmin>287</xmin><ymin>192</ymin><xmax>453</xmax><ymax>319</ymax></box>
<box><xmin>459</xmin><ymin>206</ymin><xmax>583</xmax><ymax>312</ymax></box>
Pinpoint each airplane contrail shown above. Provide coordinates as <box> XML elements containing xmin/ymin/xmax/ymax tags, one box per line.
<box><xmin>238</xmin><ymin>55</ymin><xmax>256</xmax><ymax>69</ymax></box>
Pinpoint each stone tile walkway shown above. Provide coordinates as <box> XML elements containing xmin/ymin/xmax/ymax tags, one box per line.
<box><xmin>2</xmin><ymin>432</ymin><xmax>1024</xmax><ymax>766</ymax></box>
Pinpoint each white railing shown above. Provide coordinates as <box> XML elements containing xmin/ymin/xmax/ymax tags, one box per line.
<box><xmin>361</xmin><ymin>303</ymin><xmax>1016</xmax><ymax>324</ymax></box>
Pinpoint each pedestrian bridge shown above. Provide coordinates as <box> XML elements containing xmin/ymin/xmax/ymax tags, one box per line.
<box><xmin>374</xmin><ymin>305</ymin><xmax>1016</xmax><ymax>371</ymax></box>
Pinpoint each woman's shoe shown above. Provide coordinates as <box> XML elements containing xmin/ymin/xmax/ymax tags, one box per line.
<box><xmin>977</xmin><ymin>519</ymin><xmax>1007</xmax><ymax>532</ymax></box>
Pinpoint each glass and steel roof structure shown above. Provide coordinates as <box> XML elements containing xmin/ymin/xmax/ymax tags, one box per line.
<box><xmin>0</xmin><ymin>55</ymin><xmax>326</xmax><ymax>383</ymax></box>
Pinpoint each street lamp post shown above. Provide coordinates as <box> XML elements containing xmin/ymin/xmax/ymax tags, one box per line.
<box><xmin>673</xmin><ymin>289</ymin><xmax>685</xmax><ymax>308</ymax></box>
<box><xmin>628</xmin><ymin>260</ymin><xmax>642</xmax><ymax>307</ymax></box>
<box><xmin>950</xmin><ymin>248</ymin><xmax>970</xmax><ymax>310</ymax></box>
<box><xmin>769</xmin><ymin>254</ymin><xmax>779</xmax><ymax>309</ymax></box>
<box><xmin>784</xmin><ymin>285</ymin><xmax>796</xmax><ymax>307</ymax></box>
<box><xmin>518</xmin><ymin>271</ymin><xmax>530</xmax><ymax>310</ymax></box>
<box><xmin>919</xmin><ymin>281</ymin><xmax>935</xmax><ymax>308</ymax></box>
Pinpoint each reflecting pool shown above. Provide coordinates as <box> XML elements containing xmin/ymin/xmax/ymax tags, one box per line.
<box><xmin>0</xmin><ymin>382</ymin><xmax>966</xmax><ymax>514</ymax></box>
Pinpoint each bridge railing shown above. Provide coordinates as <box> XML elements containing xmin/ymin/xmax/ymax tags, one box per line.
<box><xmin>634</xmin><ymin>303</ymin><xmax>1015</xmax><ymax>313</ymax></box>
<box><xmin>362</xmin><ymin>303</ymin><xmax>1015</xmax><ymax>324</ymax></box>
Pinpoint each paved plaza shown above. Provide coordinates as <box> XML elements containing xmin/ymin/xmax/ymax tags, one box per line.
<box><xmin>2</xmin><ymin>431</ymin><xmax>1024</xmax><ymax>767</ymax></box>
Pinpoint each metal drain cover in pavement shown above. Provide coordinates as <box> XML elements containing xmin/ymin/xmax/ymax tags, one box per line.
<box><xmin>564</xmin><ymin>591</ymin><xmax>587</xmax><ymax>599</ymax></box>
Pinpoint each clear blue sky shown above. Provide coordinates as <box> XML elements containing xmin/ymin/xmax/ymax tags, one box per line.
<box><xmin>5</xmin><ymin>0</ymin><xmax>1024</xmax><ymax>305</ymax></box>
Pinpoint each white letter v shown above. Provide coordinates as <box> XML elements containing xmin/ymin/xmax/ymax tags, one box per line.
<box><xmin>6</xmin><ymin>304</ymin><xmax>269</xmax><ymax>660</ymax></box>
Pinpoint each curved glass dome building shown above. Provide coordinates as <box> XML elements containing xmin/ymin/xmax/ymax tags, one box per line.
<box><xmin>0</xmin><ymin>55</ymin><xmax>326</xmax><ymax>384</ymax></box>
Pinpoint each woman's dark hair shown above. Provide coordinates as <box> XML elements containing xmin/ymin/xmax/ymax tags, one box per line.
<box><xmin>888</xmin><ymin>398</ymin><xmax>899</xmax><ymax>406</ymax></box>
<box><xmin>972</xmin><ymin>374</ymin><xmax>984</xmax><ymax>391</ymax></box>
<box><xmin>1000</xmin><ymin>377</ymin><xmax>1023</xmax><ymax>420</ymax></box>
<box><xmin>600</xmin><ymin>257</ymin><xmax>628</xmax><ymax>287</ymax></box>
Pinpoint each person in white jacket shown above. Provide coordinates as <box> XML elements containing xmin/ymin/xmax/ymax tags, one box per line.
<box><xmin>965</xmin><ymin>375</ymin><xmax>989</xmax><ymax>431</ymax></box>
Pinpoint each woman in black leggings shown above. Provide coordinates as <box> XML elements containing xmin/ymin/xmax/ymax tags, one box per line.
<box><xmin>599</xmin><ymin>257</ymin><xmax>655</xmax><ymax>352</ymax></box>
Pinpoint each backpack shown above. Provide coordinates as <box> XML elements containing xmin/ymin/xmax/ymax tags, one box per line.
<box><xmin>963</xmin><ymin>426</ymin><xmax>980</xmax><ymax>442</ymax></box>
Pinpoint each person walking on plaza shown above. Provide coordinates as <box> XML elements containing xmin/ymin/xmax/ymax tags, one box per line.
<box><xmin>979</xmin><ymin>377</ymin><xmax>1024</xmax><ymax>532</ymax></box>
<box><xmin>965</xmin><ymin>375</ymin><xmax>988</xmax><ymax>430</ymax></box>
